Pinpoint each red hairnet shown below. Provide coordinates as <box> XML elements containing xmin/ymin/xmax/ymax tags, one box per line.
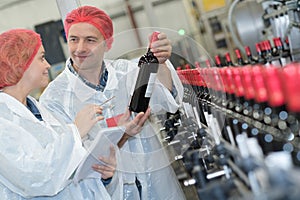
<box><xmin>64</xmin><ymin>5</ymin><xmax>114</xmax><ymax>50</ymax></box>
<box><xmin>0</xmin><ymin>29</ymin><xmax>42</xmax><ymax>88</ymax></box>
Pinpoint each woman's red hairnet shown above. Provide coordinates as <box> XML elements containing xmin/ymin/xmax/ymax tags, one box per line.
<box><xmin>64</xmin><ymin>6</ymin><xmax>114</xmax><ymax>50</ymax></box>
<box><xmin>0</xmin><ymin>29</ymin><xmax>42</xmax><ymax>88</ymax></box>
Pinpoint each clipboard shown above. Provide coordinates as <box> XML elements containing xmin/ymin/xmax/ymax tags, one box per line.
<box><xmin>73</xmin><ymin>126</ymin><xmax>124</xmax><ymax>183</ymax></box>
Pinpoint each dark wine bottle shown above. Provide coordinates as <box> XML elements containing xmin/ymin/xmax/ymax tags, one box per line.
<box><xmin>281</xmin><ymin>63</ymin><xmax>300</xmax><ymax>135</ymax></box>
<box><xmin>225</xmin><ymin>52</ymin><xmax>234</xmax><ymax>66</ymax></box>
<box><xmin>263</xmin><ymin>40</ymin><xmax>273</xmax><ymax>65</ymax></box>
<box><xmin>240</xmin><ymin>66</ymin><xmax>255</xmax><ymax>118</ymax></box>
<box><xmin>255</xmin><ymin>43</ymin><xmax>267</xmax><ymax>65</ymax></box>
<box><xmin>250</xmin><ymin>65</ymin><xmax>269</xmax><ymax>129</ymax></box>
<box><xmin>262</xmin><ymin>66</ymin><xmax>285</xmax><ymax>128</ymax></box>
<box><xmin>235</xmin><ymin>48</ymin><xmax>247</xmax><ymax>66</ymax></box>
<box><xmin>273</xmin><ymin>37</ymin><xmax>291</xmax><ymax>66</ymax></box>
<box><xmin>221</xmin><ymin>67</ymin><xmax>235</xmax><ymax>110</ymax></box>
<box><xmin>214</xmin><ymin>55</ymin><xmax>222</xmax><ymax>67</ymax></box>
<box><xmin>231</xmin><ymin>67</ymin><xmax>245</xmax><ymax>114</ymax></box>
<box><xmin>244</xmin><ymin>46</ymin><xmax>257</xmax><ymax>65</ymax></box>
<box><xmin>129</xmin><ymin>31</ymin><xmax>160</xmax><ymax>113</ymax></box>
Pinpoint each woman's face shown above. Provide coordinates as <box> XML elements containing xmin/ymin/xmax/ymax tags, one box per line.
<box><xmin>21</xmin><ymin>45</ymin><xmax>51</xmax><ymax>90</ymax></box>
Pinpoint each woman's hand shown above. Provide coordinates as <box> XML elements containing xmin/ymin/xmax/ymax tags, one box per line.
<box><xmin>92</xmin><ymin>145</ymin><xmax>116</xmax><ymax>180</ymax></box>
<box><xmin>74</xmin><ymin>104</ymin><xmax>104</xmax><ymax>138</ymax></box>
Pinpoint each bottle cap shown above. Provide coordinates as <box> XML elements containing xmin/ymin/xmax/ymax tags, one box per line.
<box><xmin>264</xmin><ymin>40</ymin><xmax>272</xmax><ymax>51</ymax></box>
<box><xmin>215</xmin><ymin>55</ymin><xmax>222</xmax><ymax>67</ymax></box>
<box><xmin>273</xmin><ymin>37</ymin><xmax>283</xmax><ymax>49</ymax></box>
<box><xmin>235</xmin><ymin>49</ymin><xmax>242</xmax><ymax>59</ymax></box>
<box><xmin>224</xmin><ymin>67</ymin><xmax>235</xmax><ymax>94</ymax></box>
<box><xmin>212</xmin><ymin>67</ymin><xmax>222</xmax><ymax>91</ymax></box>
<box><xmin>251</xmin><ymin>65</ymin><xmax>268</xmax><ymax>103</ymax></box>
<box><xmin>193</xmin><ymin>68</ymin><xmax>204</xmax><ymax>87</ymax></box>
<box><xmin>181</xmin><ymin>69</ymin><xmax>188</xmax><ymax>85</ymax></box>
<box><xmin>199</xmin><ymin>68</ymin><xmax>207</xmax><ymax>87</ymax></box>
<box><xmin>206</xmin><ymin>68</ymin><xmax>214</xmax><ymax>90</ymax></box>
<box><xmin>150</xmin><ymin>31</ymin><xmax>160</xmax><ymax>45</ymax></box>
<box><xmin>189</xmin><ymin>70</ymin><xmax>195</xmax><ymax>86</ymax></box>
<box><xmin>185</xmin><ymin>64</ymin><xmax>191</xmax><ymax>69</ymax></box>
<box><xmin>285</xmin><ymin>37</ymin><xmax>289</xmax><ymax>45</ymax></box>
<box><xmin>281</xmin><ymin>63</ymin><xmax>300</xmax><ymax>112</ymax></box>
<box><xmin>240</xmin><ymin>66</ymin><xmax>255</xmax><ymax>100</ymax></box>
<box><xmin>195</xmin><ymin>61</ymin><xmax>201</xmax><ymax>69</ymax></box>
<box><xmin>186</xmin><ymin>69</ymin><xmax>193</xmax><ymax>85</ymax></box>
<box><xmin>219</xmin><ymin>68</ymin><xmax>228</xmax><ymax>93</ymax></box>
<box><xmin>225</xmin><ymin>52</ymin><xmax>232</xmax><ymax>65</ymax></box>
<box><xmin>202</xmin><ymin>68</ymin><xmax>211</xmax><ymax>89</ymax></box>
<box><xmin>176</xmin><ymin>67</ymin><xmax>184</xmax><ymax>84</ymax></box>
<box><xmin>255</xmin><ymin>43</ymin><xmax>262</xmax><ymax>54</ymax></box>
<box><xmin>245</xmin><ymin>46</ymin><xmax>252</xmax><ymax>56</ymax></box>
<box><xmin>232</xmin><ymin>67</ymin><xmax>244</xmax><ymax>97</ymax></box>
<box><xmin>263</xmin><ymin>66</ymin><xmax>285</xmax><ymax>107</ymax></box>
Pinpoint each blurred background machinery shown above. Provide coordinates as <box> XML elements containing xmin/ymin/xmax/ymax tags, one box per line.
<box><xmin>156</xmin><ymin>0</ymin><xmax>300</xmax><ymax>199</ymax></box>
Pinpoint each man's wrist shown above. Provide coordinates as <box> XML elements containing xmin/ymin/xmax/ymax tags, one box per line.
<box><xmin>117</xmin><ymin>132</ymin><xmax>131</xmax><ymax>148</ymax></box>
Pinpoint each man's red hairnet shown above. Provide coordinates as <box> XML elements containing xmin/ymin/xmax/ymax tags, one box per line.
<box><xmin>64</xmin><ymin>6</ymin><xmax>114</xmax><ymax>50</ymax></box>
<box><xmin>0</xmin><ymin>29</ymin><xmax>42</xmax><ymax>88</ymax></box>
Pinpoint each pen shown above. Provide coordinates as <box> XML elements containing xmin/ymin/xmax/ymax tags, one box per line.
<box><xmin>99</xmin><ymin>96</ymin><xmax>115</xmax><ymax>106</ymax></box>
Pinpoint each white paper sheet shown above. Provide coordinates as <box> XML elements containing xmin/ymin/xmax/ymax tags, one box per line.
<box><xmin>73</xmin><ymin>126</ymin><xmax>124</xmax><ymax>183</ymax></box>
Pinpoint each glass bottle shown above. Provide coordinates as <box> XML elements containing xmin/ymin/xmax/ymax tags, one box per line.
<box><xmin>129</xmin><ymin>31</ymin><xmax>160</xmax><ymax>113</ymax></box>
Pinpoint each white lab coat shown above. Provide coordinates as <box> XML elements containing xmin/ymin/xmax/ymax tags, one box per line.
<box><xmin>40</xmin><ymin>58</ymin><xmax>186</xmax><ymax>200</ymax></box>
<box><xmin>0</xmin><ymin>93</ymin><xmax>112</xmax><ymax>199</ymax></box>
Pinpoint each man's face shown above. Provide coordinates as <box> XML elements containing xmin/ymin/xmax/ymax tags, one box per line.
<box><xmin>67</xmin><ymin>22</ymin><xmax>107</xmax><ymax>71</ymax></box>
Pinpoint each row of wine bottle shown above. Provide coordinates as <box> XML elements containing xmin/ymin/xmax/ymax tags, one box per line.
<box><xmin>177</xmin><ymin>37</ymin><xmax>293</xmax><ymax>69</ymax></box>
<box><xmin>177</xmin><ymin>62</ymin><xmax>300</xmax><ymax>165</ymax></box>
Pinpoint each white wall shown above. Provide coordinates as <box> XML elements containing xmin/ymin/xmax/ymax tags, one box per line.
<box><xmin>0</xmin><ymin>0</ymin><xmax>198</xmax><ymax>60</ymax></box>
<box><xmin>0</xmin><ymin>1</ymin><xmax>61</xmax><ymax>33</ymax></box>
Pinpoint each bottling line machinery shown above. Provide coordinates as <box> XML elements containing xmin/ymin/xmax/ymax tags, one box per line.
<box><xmin>157</xmin><ymin>0</ymin><xmax>300</xmax><ymax>199</ymax></box>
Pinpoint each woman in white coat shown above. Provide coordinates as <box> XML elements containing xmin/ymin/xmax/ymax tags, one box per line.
<box><xmin>40</xmin><ymin>5</ymin><xmax>186</xmax><ymax>200</ymax></box>
<box><xmin>0</xmin><ymin>29</ymin><xmax>117</xmax><ymax>199</ymax></box>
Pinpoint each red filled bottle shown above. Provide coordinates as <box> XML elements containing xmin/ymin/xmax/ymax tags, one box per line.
<box><xmin>281</xmin><ymin>64</ymin><xmax>300</xmax><ymax>135</ymax></box>
<box><xmin>251</xmin><ymin>65</ymin><xmax>269</xmax><ymax>123</ymax></box>
<box><xmin>225</xmin><ymin>52</ymin><xmax>234</xmax><ymax>66</ymax></box>
<box><xmin>129</xmin><ymin>31</ymin><xmax>160</xmax><ymax>113</ymax></box>
<box><xmin>235</xmin><ymin>49</ymin><xmax>247</xmax><ymax>66</ymax></box>
<box><xmin>214</xmin><ymin>55</ymin><xmax>222</xmax><ymax>67</ymax></box>
<box><xmin>255</xmin><ymin>43</ymin><xmax>267</xmax><ymax>65</ymax></box>
<box><xmin>245</xmin><ymin>46</ymin><xmax>257</xmax><ymax>65</ymax></box>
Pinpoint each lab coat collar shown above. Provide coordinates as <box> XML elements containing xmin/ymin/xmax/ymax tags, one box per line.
<box><xmin>64</xmin><ymin>59</ymin><xmax>119</xmax><ymax>102</ymax></box>
<box><xmin>0</xmin><ymin>93</ymin><xmax>42</xmax><ymax>122</ymax></box>
<box><xmin>0</xmin><ymin>93</ymin><xmax>62</xmax><ymax>126</ymax></box>
<box><xmin>103</xmin><ymin>60</ymin><xmax>119</xmax><ymax>91</ymax></box>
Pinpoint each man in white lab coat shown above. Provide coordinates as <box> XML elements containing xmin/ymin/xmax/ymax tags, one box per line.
<box><xmin>40</xmin><ymin>5</ymin><xmax>186</xmax><ymax>200</ymax></box>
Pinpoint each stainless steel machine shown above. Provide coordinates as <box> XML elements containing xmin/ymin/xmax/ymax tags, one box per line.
<box><xmin>159</xmin><ymin>1</ymin><xmax>300</xmax><ymax>199</ymax></box>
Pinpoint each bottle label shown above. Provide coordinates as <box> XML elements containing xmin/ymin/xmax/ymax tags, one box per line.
<box><xmin>106</xmin><ymin>113</ymin><xmax>124</xmax><ymax>127</ymax></box>
<box><xmin>145</xmin><ymin>73</ymin><xmax>157</xmax><ymax>97</ymax></box>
